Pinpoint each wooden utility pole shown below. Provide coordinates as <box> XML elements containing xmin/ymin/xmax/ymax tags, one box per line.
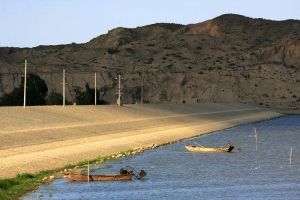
<box><xmin>141</xmin><ymin>70</ymin><xmax>144</xmax><ymax>104</ymax></box>
<box><xmin>23</xmin><ymin>59</ymin><xmax>27</xmax><ymax>109</ymax></box>
<box><xmin>117</xmin><ymin>74</ymin><xmax>122</xmax><ymax>106</ymax></box>
<box><xmin>63</xmin><ymin>69</ymin><xmax>65</xmax><ymax>107</ymax></box>
<box><xmin>94</xmin><ymin>72</ymin><xmax>97</xmax><ymax>106</ymax></box>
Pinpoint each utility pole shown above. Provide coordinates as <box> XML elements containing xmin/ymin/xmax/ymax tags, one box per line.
<box><xmin>23</xmin><ymin>59</ymin><xmax>27</xmax><ymax>109</ymax></box>
<box><xmin>63</xmin><ymin>69</ymin><xmax>65</xmax><ymax>107</ymax></box>
<box><xmin>94</xmin><ymin>72</ymin><xmax>97</xmax><ymax>106</ymax></box>
<box><xmin>141</xmin><ymin>70</ymin><xmax>144</xmax><ymax>104</ymax></box>
<box><xmin>117</xmin><ymin>74</ymin><xmax>122</xmax><ymax>106</ymax></box>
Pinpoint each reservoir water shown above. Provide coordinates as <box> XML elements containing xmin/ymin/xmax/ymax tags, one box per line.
<box><xmin>23</xmin><ymin>115</ymin><xmax>300</xmax><ymax>200</ymax></box>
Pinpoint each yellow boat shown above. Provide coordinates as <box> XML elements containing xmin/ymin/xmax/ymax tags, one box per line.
<box><xmin>185</xmin><ymin>143</ymin><xmax>235</xmax><ymax>153</ymax></box>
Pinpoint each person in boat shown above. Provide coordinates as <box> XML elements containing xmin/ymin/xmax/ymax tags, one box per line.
<box><xmin>120</xmin><ymin>168</ymin><xmax>147</xmax><ymax>179</ymax></box>
<box><xmin>119</xmin><ymin>168</ymin><xmax>133</xmax><ymax>175</ymax></box>
<box><xmin>227</xmin><ymin>143</ymin><xmax>235</xmax><ymax>152</ymax></box>
<box><xmin>138</xmin><ymin>170</ymin><xmax>147</xmax><ymax>179</ymax></box>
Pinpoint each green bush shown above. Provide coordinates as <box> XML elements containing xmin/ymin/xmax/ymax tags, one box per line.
<box><xmin>0</xmin><ymin>179</ymin><xmax>18</xmax><ymax>190</ymax></box>
<box><xmin>0</xmin><ymin>88</ymin><xmax>23</xmax><ymax>106</ymax></box>
<box><xmin>74</xmin><ymin>84</ymin><xmax>108</xmax><ymax>105</ymax></box>
<box><xmin>46</xmin><ymin>91</ymin><xmax>63</xmax><ymax>105</ymax></box>
<box><xmin>0</xmin><ymin>73</ymin><xmax>48</xmax><ymax>106</ymax></box>
<box><xmin>107</xmin><ymin>48</ymin><xmax>119</xmax><ymax>54</ymax></box>
<box><xmin>0</xmin><ymin>171</ymin><xmax>52</xmax><ymax>200</ymax></box>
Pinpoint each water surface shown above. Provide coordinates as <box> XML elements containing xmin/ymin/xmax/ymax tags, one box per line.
<box><xmin>23</xmin><ymin>115</ymin><xmax>300</xmax><ymax>200</ymax></box>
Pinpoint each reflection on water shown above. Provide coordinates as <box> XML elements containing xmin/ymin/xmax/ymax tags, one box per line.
<box><xmin>23</xmin><ymin>116</ymin><xmax>300</xmax><ymax>200</ymax></box>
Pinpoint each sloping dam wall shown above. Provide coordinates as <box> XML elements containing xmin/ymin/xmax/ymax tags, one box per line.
<box><xmin>0</xmin><ymin>103</ymin><xmax>282</xmax><ymax>178</ymax></box>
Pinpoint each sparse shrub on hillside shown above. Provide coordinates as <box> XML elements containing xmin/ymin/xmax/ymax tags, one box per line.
<box><xmin>125</xmin><ymin>48</ymin><xmax>135</xmax><ymax>54</ymax></box>
<box><xmin>280</xmin><ymin>96</ymin><xmax>286</xmax><ymax>99</ymax></box>
<box><xmin>288</xmin><ymin>65</ymin><xmax>296</xmax><ymax>69</ymax></box>
<box><xmin>165</xmin><ymin>64</ymin><xmax>173</xmax><ymax>69</ymax></box>
<box><xmin>263</xmin><ymin>94</ymin><xmax>269</xmax><ymax>98</ymax></box>
<box><xmin>156</xmin><ymin>23</ymin><xmax>183</xmax><ymax>31</ymax></box>
<box><xmin>0</xmin><ymin>73</ymin><xmax>48</xmax><ymax>106</ymax></box>
<box><xmin>181</xmin><ymin>77</ymin><xmax>188</xmax><ymax>86</ymax></box>
<box><xmin>8</xmin><ymin>49</ymin><xmax>16</xmax><ymax>54</ymax></box>
<box><xmin>107</xmin><ymin>47</ymin><xmax>119</xmax><ymax>54</ymax></box>
<box><xmin>147</xmin><ymin>43</ymin><xmax>155</xmax><ymax>47</ymax></box>
<box><xmin>144</xmin><ymin>58</ymin><xmax>154</xmax><ymax>64</ymax></box>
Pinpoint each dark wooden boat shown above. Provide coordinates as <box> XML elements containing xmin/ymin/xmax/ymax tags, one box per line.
<box><xmin>64</xmin><ymin>173</ymin><xmax>134</xmax><ymax>181</ymax></box>
<box><xmin>63</xmin><ymin>167</ymin><xmax>147</xmax><ymax>182</ymax></box>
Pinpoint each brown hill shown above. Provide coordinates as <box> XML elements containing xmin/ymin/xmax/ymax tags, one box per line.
<box><xmin>0</xmin><ymin>14</ymin><xmax>299</xmax><ymax>109</ymax></box>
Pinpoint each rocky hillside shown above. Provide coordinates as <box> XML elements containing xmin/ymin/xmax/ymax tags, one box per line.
<box><xmin>0</xmin><ymin>14</ymin><xmax>299</xmax><ymax>109</ymax></box>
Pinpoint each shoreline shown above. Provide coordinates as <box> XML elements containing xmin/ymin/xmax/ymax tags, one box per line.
<box><xmin>0</xmin><ymin>148</ymin><xmax>150</xmax><ymax>200</ymax></box>
<box><xmin>0</xmin><ymin>103</ymin><xmax>284</xmax><ymax>199</ymax></box>
<box><xmin>1</xmin><ymin>111</ymin><xmax>286</xmax><ymax>199</ymax></box>
<box><xmin>0</xmin><ymin>103</ymin><xmax>283</xmax><ymax>178</ymax></box>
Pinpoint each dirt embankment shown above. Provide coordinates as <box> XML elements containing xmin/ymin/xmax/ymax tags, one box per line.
<box><xmin>0</xmin><ymin>103</ymin><xmax>282</xmax><ymax>178</ymax></box>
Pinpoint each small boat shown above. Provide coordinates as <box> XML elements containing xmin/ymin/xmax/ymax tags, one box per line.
<box><xmin>185</xmin><ymin>143</ymin><xmax>235</xmax><ymax>153</ymax></box>
<box><xmin>64</xmin><ymin>173</ymin><xmax>134</xmax><ymax>181</ymax></box>
<box><xmin>63</xmin><ymin>167</ymin><xmax>147</xmax><ymax>182</ymax></box>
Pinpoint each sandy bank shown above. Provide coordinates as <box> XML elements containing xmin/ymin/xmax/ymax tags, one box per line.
<box><xmin>0</xmin><ymin>103</ymin><xmax>282</xmax><ymax>178</ymax></box>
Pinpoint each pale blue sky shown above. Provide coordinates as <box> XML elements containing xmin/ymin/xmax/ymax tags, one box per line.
<box><xmin>1</xmin><ymin>0</ymin><xmax>300</xmax><ymax>47</ymax></box>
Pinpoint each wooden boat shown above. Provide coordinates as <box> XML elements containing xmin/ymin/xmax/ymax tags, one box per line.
<box><xmin>185</xmin><ymin>143</ymin><xmax>235</xmax><ymax>153</ymax></box>
<box><xmin>63</xmin><ymin>167</ymin><xmax>147</xmax><ymax>182</ymax></box>
<box><xmin>64</xmin><ymin>173</ymin><xmax>134</xmax><ymax>181</ymax></box>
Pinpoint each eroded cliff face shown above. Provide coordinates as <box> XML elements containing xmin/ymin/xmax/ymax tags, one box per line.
<box><xmin>0</xmin><ymin>14</ymin><xmax>299</xmax><ymax>109</ymax></box>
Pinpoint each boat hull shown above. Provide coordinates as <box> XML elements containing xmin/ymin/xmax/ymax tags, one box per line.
<box><xmin>185</xmin><ymin>145</ymin><xmax>232</xmax><ymax>153</ymax></box>
<box><xmin>64</xmin><ymin>174</ymin><xmax>134</xmax><ymax>181</ymax></box>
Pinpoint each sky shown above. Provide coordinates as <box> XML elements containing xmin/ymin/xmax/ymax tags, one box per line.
<box><xmin>1</xmin><ymin>0</ymin><xmax>300</xmax><ymax>48</ymax></box>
